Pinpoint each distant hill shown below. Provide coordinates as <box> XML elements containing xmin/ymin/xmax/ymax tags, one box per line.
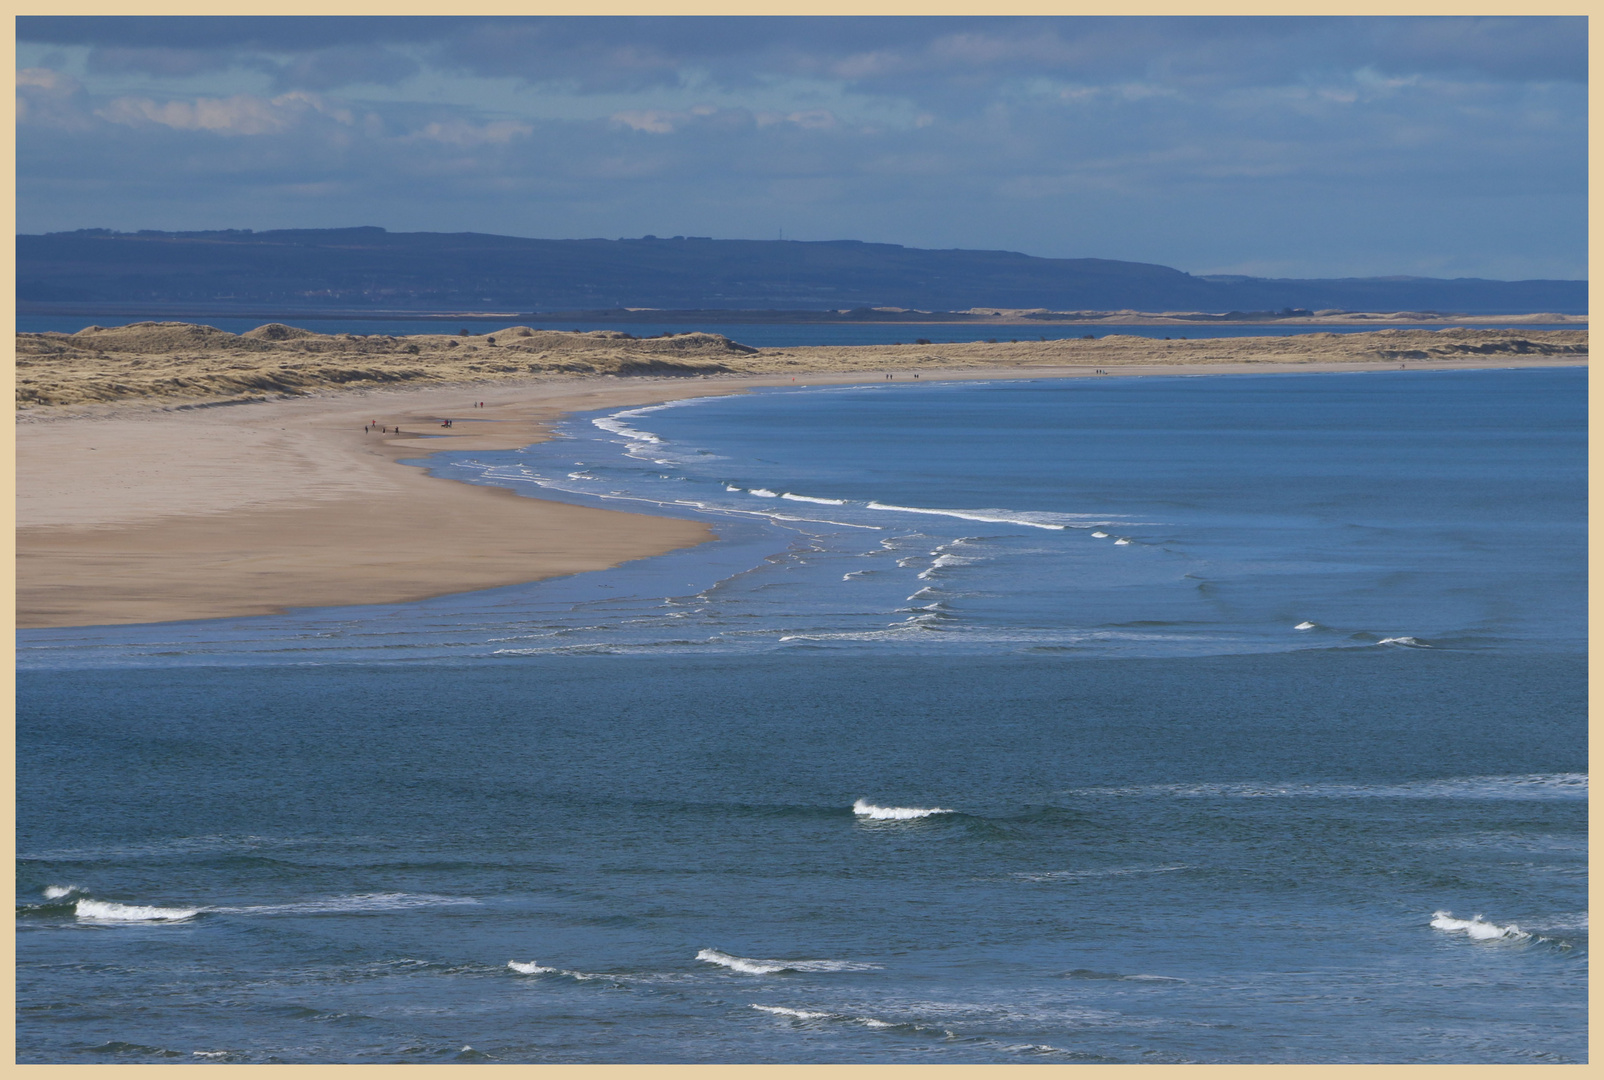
<box><xmin>16</xmin><ymin>227</ymin><xmax>1587</xmax><ymax>316</ymax></box>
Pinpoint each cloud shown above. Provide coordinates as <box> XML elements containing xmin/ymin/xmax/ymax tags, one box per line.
<box><xmin>407</xmin><ymin>118</ymin><xmax>533</xmax><ymax>146</ymax></box>
<box><xmin>96</xmin><ymin>91</ymin><xmax>354</xmax><ymax>135</ymax></box>
<box><xmin>22</xmin><ymin>16</ymin><xmax>1584</xmax><ymax>96</ymax></box>
<box><xmin>12</xmin><ymin>17</ymin><xmax>1587</xmax><ymax>278</ymax></box>
<box><xmin>611</xmin><ymin>109</ymin><xmax>679</xmax><ymax>134</ymax></box>
<box><xmin>17</xmin><ymin>66</ymin><xmax>92</xmax><ymax>129</ymax></box>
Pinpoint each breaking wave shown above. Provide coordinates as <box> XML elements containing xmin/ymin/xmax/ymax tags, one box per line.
<box><xmin>865</xmin><ymin>501</ymin><xmax>1073</xmax><ymax>530</ymax></box>
<box><xmin>63</xmin><ymin>891</ymin><xmax>480</xmax><ymax>924</ymax></box>
<box><xmin>852</xmin><ymin>799</ymin><xmax>952</xmax><ymax>820</ymax></box>
<box><xmin>1431</xmin><ymin>911</ymin><xmax>1531</xmax><ymax>941</ymax></box>
<box><xmin>696</xmin><ymin>948</ymin><xmax>881</xmax><ymax>974</ymax></box>
<box><xmin>917</xmin><ymin>554</ymin><xmax>977</xmax><ymax>580</ymax></box>
<box><xmin>75</xmin><ymin>899</ymin><xmax>200</xmax><ymax>922</ymax></box>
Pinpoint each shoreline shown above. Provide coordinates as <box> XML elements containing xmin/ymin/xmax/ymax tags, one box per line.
<box><xmin>18</xmin><ymin>355</ymin><xmax>1585</xmax><ymax>630</ymax></box>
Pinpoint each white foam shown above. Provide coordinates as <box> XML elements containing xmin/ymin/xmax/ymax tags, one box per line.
<box><xmin>43</xmin><ymin>884</ymin><xmax>79</xmax><ymax>900</ymax></box>
<box><xmin>1376</xmin><ymin>636</ymin><xmax>1430</xmax><ymax>647</ymax></box>
<box><xmin>1431</xmin><ymin>911</ymin><xmax>1531</xmax><ymax>941</ymax></box>
<box><xmin>748</xmin><ymin>488</ymin><xmax>778</xmax><ymax>498</ymax></box>
<box><xmin>697</xmin><ymin>948</ymin><xmax>881</xmax><ymax>974</ymax></box>
<box><xmin>726</xmin><ymin>485</ymin><xmax>742</xmax><ymax>492</ymax></box>
<box><xmin>192</xmin><ymin>1051</ymin><xmax>229</xmax><ymax>1059</ymax></box>
<box><xmin>210</xmin><ymin>892</ymin><xmax>479</xmax><ymax>915</ymax></box>
<box><xmin>1090</xmin><ymin>531</ymin><xmax>1110</xmax><ymax>538</ymax></box>
<box><xmin>781</xmin><ymin>493</ymin><xmax>846</xmax><ymax>505</ymax></box>
<box><xmin>853</xmin><ymin>798</ymin><xmax>952</xmax><ymax>820</ymax></box>
<box><xmin>750</xmin><ymin>1004</ymin><xmax>901</xmax><ymax>1028</ymax></box>
<box><xmin>589</xmin><ymin>399</ymin><xmax>707</xmax><ymax>449</ymax></box>
<box><xmin>1113</xmin><ymin>538</ymin><xmax>1131</xmax><ymax>545</ymax></box>
<box><xmin>1294</xmin><ymin>621</ymin><xmax>1318</xmax><ymax>630</ymax></box>
<box><xmin>865</xmin><ymin>500</ymin><xmax>1069</xmax><ymax>530</ymax></box>
<box><xmin>752</xmin><ymin>1004</ymin><xmax>833</xmax><ymax>1020</ymax></box>
<box><xmin>591</xmin><ymin>415</ymin><xmax>663</xmax><ymax>445</ymax></box>
<box><xmin>507</xmin><ymin>960</ymin><xmax>558</xmax><ymax>974</ymax></box>
<box><xmin>75</xmin><ymin>899</ymin><xmax>199</xmax><ymax>922</ymax></box>
<box><xmin>917</xmin><ymin>554</ymin><xmax>976</xmax><ymax>580</ymax></box>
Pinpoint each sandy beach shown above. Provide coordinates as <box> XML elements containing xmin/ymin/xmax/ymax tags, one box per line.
<box><xmin>16</xmin><ymin>325</ymin><xmax>1586</xmax><ymax>628</ymax></box>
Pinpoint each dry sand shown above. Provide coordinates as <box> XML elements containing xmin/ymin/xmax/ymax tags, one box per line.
<box><xmin>16</xmin><ymin>323</ymin><xmax>1587</xmax><ymax>628</ymax></box>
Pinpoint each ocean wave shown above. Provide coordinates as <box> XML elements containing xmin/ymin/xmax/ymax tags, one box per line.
<box><xmin>590</xmin><ymin>400</ymin><xmax>708</xmax><ymax>448</ymax></box>
<box><xmin>506</xmin><ymin>960</ymin><xmax>618</xmax><ymax>981</ymax></box>
<box><xmin>697</xmin><ymin>948</ymin><xmax>881</xmax><ymax>974</ymax></box>
<box><xmin>1063</xmin><ymin>968</ymin><xmax>1185</xmax><ymax>982</ymax></box>
<box><xmin>781</xmin><ymin>493</ymin><xmax>846</xmax><ymax>505</ymax></box>
<box><xmin>852</xmin><ymin>799</ymin><xmax>952</xmax><ymax>820</ymax></box>
<box><xmin>1294</xmin><ymin>621</ymin><xmax>1319</xmax><ymax>630</ymax></box>
<box><xmin>778</xmin><ymin>624</ymin><xmax>940</xmax><ymax>643</ymax></box>
<box><xmin>43</xmin><ymin>884</ymin><xmax>80</xmax><ymax>900</ymax></box>
<box><xmin>1064</xmin><ymin>773</ymin><xmax>1586</xmax><ymax>801</ymax></box>
<box><xmin>67</xmin><ymin>891</ymin><xmax>478</xmax><ymax>923</ymax></box>
<box><xmin>751</xmin><ymin>1005</ymin><xmax>835</xmax><ymax>1020</ymax></box>
<box><xmin>1113</xmin><ymin>537</ymin><xmax>1131</xmax><ymax>545</ymax></box>
<box><xmin>209</xmin><ymin>892</ymin><xmax>480</xmax><ymax>915</ymax></box>
<box><xmin>591</xmin><ymin>415</ymin><xmax>663</xmax><ymax>445</ymax></box>
<box><xmin>1375</xmin><ymin>636</ymin><xmax>1431</xmax><ymax>647</ymax></box>
<box><xmin>75</xmin><ymin>899</ymin><xmax>200</xmax><ymax>922</ymax></box>
<box><xmin>1431</xmin><ymin>911</ymin><xmax>1531</xmax><ymax>941</ymax></box>
<box><xmin>865</xmin><ymin>501</ymin><xmax>1072</xmax><ymax>530</ymax></box>
<box><xmin>916</xmin><ymin>553</ymin><xmax>978</xmax><ymax>580</ymax></box>
<box><xmin>750</xmin><ymin>1004</ymin><xmax>906</xmax><ymax>1029</ymax></box>
<box><xmin>748</xmin><ymin>488</ymin><xmax>778</xmax><ymax>498</ymax></box>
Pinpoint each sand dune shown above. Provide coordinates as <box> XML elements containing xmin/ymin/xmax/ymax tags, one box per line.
<box><xmin>16</xmin><ymin>321</ymin><xmax>1586</xmax><ymax>408</ymax></box>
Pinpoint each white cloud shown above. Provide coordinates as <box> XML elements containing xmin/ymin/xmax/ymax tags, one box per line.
<box><xmin>95</xmin><ymin>90</ymin><xmax>353</xmax><ymax>135</ymax></box>
<box><xmin>409</xmin><ymin>118</ymin><xmax>533</xmax><ymax>145</ymax></box>
<box><xmin>18</xmin><ymin>66</ymin><xmax>77</xmax><ymax>91</ymax></box>
<box><xmin>610</xmin><ymin>109</ymin><xmax>678</xmax><ymax>133</ymax></box>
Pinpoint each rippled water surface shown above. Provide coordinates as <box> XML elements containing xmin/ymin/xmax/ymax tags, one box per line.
<box><xmin>17</xmin><ymin>368</ymin><xmax>1586</xmax><ymax>1062</ymax></box>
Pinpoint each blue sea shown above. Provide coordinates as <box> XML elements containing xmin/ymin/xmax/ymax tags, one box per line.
<box><xmin>17</xmin><ymin>367</ymin><xmax>1586</xmax><ymax>1063</ymax></box>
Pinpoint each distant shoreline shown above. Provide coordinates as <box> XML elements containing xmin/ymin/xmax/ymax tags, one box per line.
<box><xmin>16</xmin><ymin>322</ymin><xmax>1587</xmax><ymax>410</ymax></box>
<box><xmin>17</xmin><ymin>304</ymin><xmax>1586</xmax><ymax>327</ymax></box>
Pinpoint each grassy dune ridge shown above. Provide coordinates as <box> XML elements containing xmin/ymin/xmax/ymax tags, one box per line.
<box><xmin>16</xmin><ymin>320</ymin><xmax>1587</xmax><ymax>408</ymax></box>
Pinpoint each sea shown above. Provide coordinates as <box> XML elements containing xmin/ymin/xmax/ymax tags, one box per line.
<box><xmin>16</xmin><ymin>366</ymin><xmax>1587</xmax><ymax>1063</ymax></box>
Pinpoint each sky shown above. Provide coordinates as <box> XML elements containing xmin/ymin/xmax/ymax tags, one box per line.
<box><xmin>15</xmin><ymin>16</ymin><xmax>1588</xmax><ymax>280</ymax></box>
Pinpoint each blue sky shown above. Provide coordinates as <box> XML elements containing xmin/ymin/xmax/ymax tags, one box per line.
<box><xmin>16</xmin><ymin>16</ymin><xmax>1587</xmax><ymax>279</ymax></box>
